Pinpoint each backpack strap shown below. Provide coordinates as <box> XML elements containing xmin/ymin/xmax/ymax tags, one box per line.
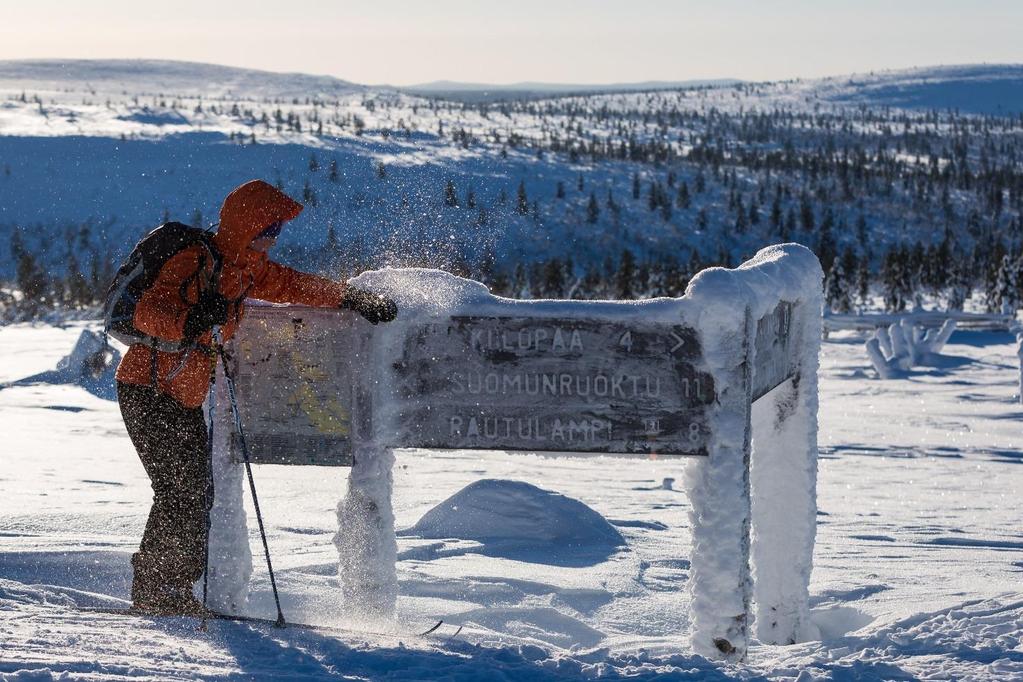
<box><xmin>177</xmin><ymin>238</ymin><xmax>224</xmax><ymax>308</ymax></box>
<box><xmin>150</xmin><ymin>341</ymin><xmax>159</xmax><ymax>388</ymax></box>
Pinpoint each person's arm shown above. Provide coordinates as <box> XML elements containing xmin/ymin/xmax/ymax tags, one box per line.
<box><xmin>252</xmin><ymin>260</ymin><xmax>398</xmax><ymax>323</ymax></box>
<box><xmin>249</xmin><ymin>260</ymin><xmax>348</xmax><ymax>307</ymax></box>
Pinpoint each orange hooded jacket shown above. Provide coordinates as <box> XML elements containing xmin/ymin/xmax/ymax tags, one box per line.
<box><xmin>115</xmin><ymin>180</ymin><xmax>348</xmax><ymax>408</ymax></box>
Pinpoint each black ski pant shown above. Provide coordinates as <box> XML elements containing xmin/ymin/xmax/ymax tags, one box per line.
<box><xmin>117</xmin><ymin>381</ymin><xmax>210</xmax><ymax>603</ymax></box>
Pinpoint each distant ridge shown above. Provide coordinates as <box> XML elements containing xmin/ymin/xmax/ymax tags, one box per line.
<box><xmin>1</xmin><ymin>59</ymin><xmax>1021</xmax><ymax>113</ymax></box>
<box><xmin>403</xmin><ymin>78</ymin><xmax>741</xmax><ymax>94</ymax></box>
<box><xmin>0</xmin><ymin>59</ymin><xmax>365</xmax><ymax>100</ymax></box>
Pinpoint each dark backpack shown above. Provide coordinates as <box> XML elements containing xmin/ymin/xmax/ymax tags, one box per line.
<box><xmin>103</xmin><ymin>222</ymin><xmax>222</xmax><ymax>352</ymax></box>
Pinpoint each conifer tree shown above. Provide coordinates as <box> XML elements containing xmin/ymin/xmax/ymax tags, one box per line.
<box><xmin>444</xmin><ymin>180</ymin><xmax>459</xmax><ymax>208</ymax></box>
<box><xmin>946</xmin><ymin>254</ymin><xmax>972</xmax><ymax>311</ymax></box>
<box><xmin>856</xmin><ymin>253</ymin><xmax>871</xmax><ymax>311</ymax></box>
<box><xmin>586</xmin><ymin>192</ymin><xmax>600</xmax><ymax>224</ymax></box>
<box><xmin>616</xmin><ymin>249</ymin><xmax>636</xmax><ymax>299</ymax></box>
<box><xmin>816</xmin><ymin>232</ymin><xmax>835</xmax><ymax>281</ymax></box>
<box><xmin>993</xmin><ymin>254</ymin><xmax>1021</xmax><ymax>314</ymax></box>
<box><xmin>800</xmin><ymin>193</ymin><xmax>815</xmax><ymax>232</ymax></box>
<box><xmin>676</xmin><ymin>181</ymin><xmax>691</xmax><ymax>209</ymax></box>
<box><xmin>697</xmin><ymin>208</ymin><xmax>709</xmax><ymax>231</ymax></box>
<box><xmin>542</xmin><ymin>258</ymin><xmax>565</xmax><ymax>297</ymax></box>
<box><xmin>516</xmin><ymin>181</ymin><xmax>529</xmax><ymax>215</ymax></box>
<box><xmin>11</xmin><ymin>232</ymin><xmax>48</xmax><ymax>313</ymax></box>
<box><xmin>65</xmin><ymin>251</ymin><xmax>90</xmax><ymax>307</ymax></box>
<box><xmin>983</xmin><ymin>241</ymin><xmax>1008</xmax><ymax>312</ymax></box>
<box><xmin>783</xmin><ymin>207</ymin><xmax>796</xmax><ymax>240</ymax></box>
<box><xmin>770</xmin><ymin>193</ymin><xmax>782</xmax><ymax>231</ymax></box>
<box><xmin>735</xmin><ymin>201</ymin><xmax>748</xmax><ymax>234</ymax></box>
<box><xmin>825</xmin><ymin>255</ymin><xmax>853</xmax><ymax>313</ymax></box>
<box><xmin>881</xmin><ymin>249</ymin><xmax>907</xmax><ymax>312</ymax></box>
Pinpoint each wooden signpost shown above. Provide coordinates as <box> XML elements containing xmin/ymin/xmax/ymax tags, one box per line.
<box><xmin>214</xmin><ymin>244</ymin><xmax>823</xmax><ymax>662</ymax></box>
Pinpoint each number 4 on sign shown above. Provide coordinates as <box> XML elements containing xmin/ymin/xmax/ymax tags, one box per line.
<box><xmin>619</xmin><ymin>331</ymin><xmax>633</xmax><ymax>352</ymax></box>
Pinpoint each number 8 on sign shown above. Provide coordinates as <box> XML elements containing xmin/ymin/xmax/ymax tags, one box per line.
<box><xmin>689</xmin><ymin>423</ymin><xmax>700</xmax><ymax>443</ymax></box>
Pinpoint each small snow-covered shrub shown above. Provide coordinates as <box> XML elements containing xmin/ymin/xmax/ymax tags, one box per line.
<box><xmin>865</xmin><ymin>318</ymin><xmax>956</xmax><ymax>379</ymax></box>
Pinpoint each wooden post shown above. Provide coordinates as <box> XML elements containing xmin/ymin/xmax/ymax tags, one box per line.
<box><xmin>684</xmin><ymin>305</ymin><xmax>754</xmax><ymax>661</ymax></box>
<box><xmin>750</xmin><ymin>291</ymin><xmax>822</xmax><ymax>645</ymax></box>
<box><xmin>334</xmin><ymin>443</ymin><xmax>398</xmax><ymax>618</ymax></box>
<box><xmin>206</xmin><ymin>361</ymin><xmax>253</xmax><ymax>614</ymax></box>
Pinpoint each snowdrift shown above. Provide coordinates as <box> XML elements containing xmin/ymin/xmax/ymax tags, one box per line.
<box><xmin>400</xmin><ymin>479</ymin><xmax>625</xmax><ymax>566</ymax></box>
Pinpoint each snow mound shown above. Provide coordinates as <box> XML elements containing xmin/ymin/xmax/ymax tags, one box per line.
<box><xmin>401</xmin><ymin>479</ymin><xmax>625</xmax><ymax>566</ymax></box>
<box><xmin>1</xmin><ymin>329</ymin><xmax>119</xmax><ymax>400</ymax></box>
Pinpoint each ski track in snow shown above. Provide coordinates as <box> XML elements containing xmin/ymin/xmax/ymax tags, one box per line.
<box><xmin>0</xmin><ymin>322</ymin><xmax>1021</xmax><ymax>680</ymax></box>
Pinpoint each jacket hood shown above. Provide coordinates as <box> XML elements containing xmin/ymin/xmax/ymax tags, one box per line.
<box><xmin>214</xmin><ymin>180</ymin><xmax>303</xmax><ymax>257</ymax></box>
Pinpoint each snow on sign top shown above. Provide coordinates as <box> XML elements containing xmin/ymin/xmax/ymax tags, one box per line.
<box><xmin>228</xmin><ymin>245</ymin><xmax>816</xmax><ymax>464</ymax></box>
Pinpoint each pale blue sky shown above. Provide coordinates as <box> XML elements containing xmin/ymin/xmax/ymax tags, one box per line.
<box><xmin>4</xmin><ymin>0</ymin><xmax>1021</xmax><ymax>85</ymax></box>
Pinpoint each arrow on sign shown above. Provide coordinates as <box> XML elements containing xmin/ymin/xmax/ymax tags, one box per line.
<box><xmin>669</xmin><ymin>331</ymin><xmax>685</xmax><ymax>353</ymax></box>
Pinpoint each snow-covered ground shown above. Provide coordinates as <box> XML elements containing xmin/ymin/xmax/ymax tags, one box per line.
<box><xmin>1</xmin><ymin>322</ymin><xmax>1020</xmax><ymax>680</ymax></box>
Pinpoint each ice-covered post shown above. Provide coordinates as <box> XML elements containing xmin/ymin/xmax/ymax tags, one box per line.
<box><xmin>683</xmin><ymin>274</ymin><xmax>755</xmax><ymax>660</ymax></box>
<box><xmin>1016</xmin><ymin>329</ymin><xmax>1023</xmax><ymax>404</ymax></box>
<box><xmin>334</xmin><ymin>443</ymin><xmax>398</xmax><ymax>618</ymax></box>
<box><xmin>684</xmin><ymin>244</ymin><xmax>822</xmax><ymax>660</ymax></box>
<box><xmin>205</xmin><ymin>362</ymin><xmax>253</xmax><ymax>614</ymax></box>
<box><xmin>334</xmin><ymin>313</ymin><xmax>400</xmax><ymax>619</ymax></box>
<box><xmin>747</xmin><ymin>255</ymin><xmax>823</xmax><ymax>646</ymax></box>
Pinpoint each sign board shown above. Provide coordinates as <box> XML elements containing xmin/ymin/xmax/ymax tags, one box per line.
<box><xmin>387</xmin><ymin>316</ymin><xmax>715</xmax><ymax>455</ymax></box>
<box><xmin>227</xmin><ymin>309</ymin><xmax>357</xmax><ymax>466</ymax></box>
<box><xmin>751</xmin><ymin>302</ymin><xmax>797</xmax><ymax>402</ymax></box>
<box><xmin>225</xmin><ymin>298</ymin><xmax>800</xmax><ymax>463</ymax></box>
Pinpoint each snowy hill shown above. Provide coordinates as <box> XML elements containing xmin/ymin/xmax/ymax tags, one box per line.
<box><xmin>820</xmin><ymin>64</ymin><xmax>1023</xmax><ymax>115</ymax></box>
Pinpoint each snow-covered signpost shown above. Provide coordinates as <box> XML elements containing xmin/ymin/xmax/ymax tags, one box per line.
<box><xmin>211</xmin><ymin>243</ymin><xmax>823</xmax><ymax>661</ymax></box>
<box><xmin>682</xmin><ymin>247</ymin><xmax>824</xmax><ymax>656</ymax></box>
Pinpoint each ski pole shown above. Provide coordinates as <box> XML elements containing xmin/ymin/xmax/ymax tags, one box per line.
<box><xmin>215</xmin><ymin>336</ymin><xmax>287</xmax><ymax>628</ymax></box>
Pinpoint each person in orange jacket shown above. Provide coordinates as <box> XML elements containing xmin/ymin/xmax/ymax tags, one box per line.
<box><xmin>116</xmin><ymin>179</ymin><xmax>397</xmax><ymax>614</ymax></box>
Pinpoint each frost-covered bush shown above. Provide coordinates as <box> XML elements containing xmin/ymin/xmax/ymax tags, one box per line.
<box><xmin>865</xmin><ymin>318</ymin><xmax>956</xmax><ymax>379</ymax></box>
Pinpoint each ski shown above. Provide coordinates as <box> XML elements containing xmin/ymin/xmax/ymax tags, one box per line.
<box><xmin>78</xmin><ymin>606</ymin><xmax>450</xmax><ymax>640</ymax></box>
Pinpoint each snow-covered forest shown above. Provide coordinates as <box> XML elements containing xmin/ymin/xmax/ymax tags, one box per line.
<box><xmin>3</xmin><ymin>62</ymin><xmax>1023</xmax><ymax>320</ymax></box>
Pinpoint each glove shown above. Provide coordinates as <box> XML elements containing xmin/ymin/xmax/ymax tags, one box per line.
<box><xmin>183</xmin><ymin>289</ymin><xmax>230</xmax><ymax>341</ymax></box>
<box><xmin>341</xmin><ymin>287</ymin><xmax>398</xmax><ymax>325</ymax></box>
